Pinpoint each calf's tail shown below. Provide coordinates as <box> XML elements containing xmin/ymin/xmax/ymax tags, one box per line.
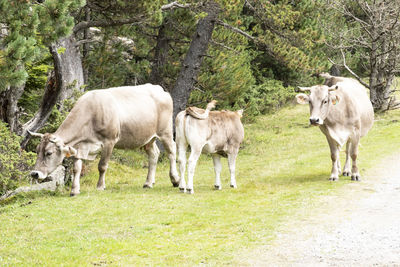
<box><xmin>186</xmin><ymin>100</ymin><xmax>217</xmax><ymax>120</ymax></box>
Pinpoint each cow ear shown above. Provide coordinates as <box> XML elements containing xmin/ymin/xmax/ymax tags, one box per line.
<box><xmin>61</xmin><ymin>146</ymin><xmax>77</xmax><ymax>158</ymax></box>
<box><xmin>296</xmin><ymin>93</ymin><xmax>309</xmax><ymax>105</ymax></box>
<box><xmin>236</xmin><ymin>109</ymin><xmax>243</xmax><ymax>118</ymax></box>
<box><xmin>330</xmin><ymin>93</ymin><xmax>340</xmax><ymax>105</ymax></box>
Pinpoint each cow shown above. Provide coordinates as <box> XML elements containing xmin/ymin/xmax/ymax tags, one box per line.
<box><xmin>296</xmin><ymin>73</ymin><xmax>374</xmax><ymax>181</ymax></box>
<box><xmin>29</xmin><ymin>84</ymin><xmax>180</xmax><ymax>196</ymax></box>
<box><xmin>175</xmin><ymin>100</ymin><xmax>244</xmax><ymax>194</ymax></box>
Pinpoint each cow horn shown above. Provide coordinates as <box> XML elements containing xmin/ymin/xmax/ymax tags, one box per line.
<box><xmin>27</xmin><ymin>130</ymin><xmax>44</xmax><ymax>138</ymax></box>
<box><xmin>298</xmin><ymin>86</ymin><xmax>311</xmax><ymax>92</ymax></box>
<box><xmin>328</xmin><ymin>85</ymin><xmax>339</xmax><ymax>91</ymax></box>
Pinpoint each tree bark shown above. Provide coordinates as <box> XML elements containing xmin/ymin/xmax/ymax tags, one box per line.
<box><xmin>82</xmin><ymin>6</ymin><xmax>91</xmax><ymax>84</ymax></box>
<box><xmin>0</xmin><ymin>83</ymin><xmax>25</xmax><ymax>133</ymax></box>
<box><xmin>149</xmin><ymin>17</ymin><xmax>171</xmax><ymax>90</ymax></box>
<box><xmin>21</xmin><ymin>35</ymin><xmax>84</xmax><ymax>148</ymax></box>
<box><xmin>170</xmin><ymin>1</ymin><xmax>220</xmax><ymax>120</ymax></box>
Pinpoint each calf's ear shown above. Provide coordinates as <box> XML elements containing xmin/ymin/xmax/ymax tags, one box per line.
<box><xmin>295</xmin><ymin>93</ymin><xmax>309</xmax><ymax>105</ymax></box>
<box><xmin>61</xmin><ymin>146</ymin><xmax>77</xmax><ymax>158</ymax></box>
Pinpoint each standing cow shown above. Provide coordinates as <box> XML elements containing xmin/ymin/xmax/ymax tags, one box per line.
<box><xmin>296</xmin><ymin>73</ymin><xmax>374</xmax><ymax>181</ymax></box>
<box><xmin>29</xmin><ymin>84</ymin><xmax>180</xmax><ymax>196</ymax></box>
<box><xmin>175</xmin><ymin>100</ymin><xmax>244</xmax><ymax>194</ymax></box>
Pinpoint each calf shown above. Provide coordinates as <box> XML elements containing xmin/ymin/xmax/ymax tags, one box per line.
<box><xmin>175</xmin><ymin>101</ymin><xmax>244</xmax><ymax>194</ymax></box>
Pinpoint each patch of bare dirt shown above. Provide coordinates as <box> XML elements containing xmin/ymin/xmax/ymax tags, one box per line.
<box><xmin>241</xmin><ymin>153</ymin><xmax>400</xmax><ymax>266</ymax></box>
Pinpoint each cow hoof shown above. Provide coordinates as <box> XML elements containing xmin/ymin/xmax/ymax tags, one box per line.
<box><xmin>230</xmin><ymin>184</ymin><xmax>237</xmax><ymax>188</ymax></box>
<box><xmin>329</xmin><ymin>177</ymin><xmax>339</xmax><ymax>181</ymax></box>
<box><xmin>143</xmin><ymin>184</ymin><xmax>153</xmax><ymax>189</ymax></box>
<box><xmin>172</xmin><ymin>182</ymin><xmax>179</xmax><ymax>188</ymax></box>
<box><xmin>179</xmin><ymin>187</ymin><xmax>186</xmax><ymax>193</ymax></box>
<box><xmin>342</xmin><ymin>171</ymin><xmax>351</xmax><ymax>177</ymax></box>
<box><xmin>186</xmin><ymin>188</ymin><xmax>194</xmax><ymax>194</ymax></box>
<box><xmin>70</xmin><ymin>192</ymin><xmax>79</xmax><ymax>197</ymax></box>
<box><xmin>351</xmin><ymin>175</ymin><xmax>360</xmax><ymax>181</ymax></box>
<box><xmin>214</xmin><ymin>185</ymin><xmax>222</xmax><ymax>190</ymax></box>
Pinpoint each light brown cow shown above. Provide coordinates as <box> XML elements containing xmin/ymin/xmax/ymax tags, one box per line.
<box><xmin>29</xmin><ymin>84</ymin><xmax>180</xmax><ymax>196</ymax></box>
<box><xmin>175</xmin><ymin>101</ymin><xmax>244</xmax><ymax>194</ymax></box>
<box><xmin>296</xmin><ymin>73</ymin><xmax>374</xmax><ymax>181</ymax></box>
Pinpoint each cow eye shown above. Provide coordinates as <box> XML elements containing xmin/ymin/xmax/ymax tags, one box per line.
<box><xmin>45</xmin><ymin>151</ymin><xmax>53</xmax><ymax>156</ymax></box>
<box><xmin>324</xmin><ymin>100</ymin><xmax>328</xmax><ymax>104</ymax></box>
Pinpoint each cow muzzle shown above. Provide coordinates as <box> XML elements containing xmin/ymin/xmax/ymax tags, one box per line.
<box><xmin>309</xmin><ymin>117</ymin><xmax>323</xmax><ymax>126</ymax></box>
<box><xmin>30</xmin><ymin>170</ymin><xmax>47</xmax><ymax>180</ymax></box>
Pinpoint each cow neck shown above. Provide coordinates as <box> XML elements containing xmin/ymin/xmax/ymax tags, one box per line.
<box><xmin>54</xmin><ymin>112</ymin><xmax>88</xmax><ymax>147</ymax></box>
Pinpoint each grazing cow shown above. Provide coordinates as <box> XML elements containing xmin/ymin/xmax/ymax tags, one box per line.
<box><xmin>175</xmin><ymin>101</ymin><xmax>244</xmax><ymax>194</ymax></box>
<box><xmin>29</xmin><ymin>84</ymin><xmax>180</xmax><ymax>196</ymax></box>
<box><xmin>296</xmin><ymin>73</ymin><xmax>374</xmax><ymax>181</ymax></box>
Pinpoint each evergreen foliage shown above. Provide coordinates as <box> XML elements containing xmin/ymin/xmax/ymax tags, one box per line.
<box><xmin>0</xmin><ymin>121</ymin><xmax>35</xmax><ymax>195</ymax></box>
<box><xmin>0</xmin><ymin>0</ymin><xmax>39</xmax><ymax>89</ymax></box>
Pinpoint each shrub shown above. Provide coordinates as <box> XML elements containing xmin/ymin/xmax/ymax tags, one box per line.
<box><xmin>236</xmin><ymin>78</ymin><xmax>296</xmax><ymax>120</ymax></box>
<box><xmin>0</xmin><ymin>121</ymin><xmax>36</xmax><ymax>195</ymax></box>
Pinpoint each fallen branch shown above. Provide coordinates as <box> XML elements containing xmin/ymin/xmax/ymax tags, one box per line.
<box><xmin>0</xmin><ymin>166</ymin><xmax>66</xmax><ymax>201</ymax></box>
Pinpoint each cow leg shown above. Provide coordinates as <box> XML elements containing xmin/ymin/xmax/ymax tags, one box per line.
<box><xmin>187</xmin><ymin>147</ymin><xmax>202</xmax><ymax>194</ymax></box>
<box><xmin>228</xmin><ymin>151</ymin><xmax>238</xmax><ymax>188</ymax></box>
<box><xmin>350</xmin><ymin>138</ymin><xmax>361</xmax><ymax>181</ymax></box>
<box><xmin>143</xmin><ymin>140</ymin><xmax>160</xmax><ymax>188</ymax></box>
<box><xmin>343</xmin><ymin>140</ymin><xmax>351</xmax><ymax>176</ymax></box>
<box><xmin>212</xmin><ymin>155</ymin><xmax>222</xmax><ymax>190</ymax></box>
<box><xmin>70</xmin><ymin>159</ymin><xmax>82</xmax><ymax>196</ymax></box>
<box><xmin>97</xmin><ymin>142</ymin><xmax>115</xmax><ymax>190</ymax></box>
<box><xmin>327</xmin><ymin>139</ymin><xmax>340</xmax><ymax>181</ymax></box>
<box><xmin>159</xmin><ymin>134</ymin><xmax>180</xmax><ymax>187</ymax></box>
<box><xmin>176</xmin><ymin>139</ymin><xmax>188</xmax><ymax>193</ymax></box>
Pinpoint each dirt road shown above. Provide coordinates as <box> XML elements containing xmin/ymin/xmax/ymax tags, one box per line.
<box><xmin>243</xmin><ymin>153</ymin><xmax>400</xmax><ymax>266</ymax></box>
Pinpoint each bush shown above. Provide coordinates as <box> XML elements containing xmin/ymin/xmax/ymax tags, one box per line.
<box><xmin>0</xmin><ymin>122</ymin><xmax>36</xmax><ymax>195</ymax></box>
<box><xmin>236</xmin><ymin>78</ymin><xmax>296</xmax><ymax>120</ymax></box>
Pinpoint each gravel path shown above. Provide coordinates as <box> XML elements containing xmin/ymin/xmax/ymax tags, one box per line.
<box><xmin>244</xmin><ymin>153</ymin><xmax>400</xmax><ymax>266</ymax></box>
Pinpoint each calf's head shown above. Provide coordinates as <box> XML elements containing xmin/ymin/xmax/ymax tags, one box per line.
<box><xmin>29</xmin><ymin>131</ymin><xmax>77</xmax><ymax>179</ymax></box>
<box><xmin>295</xmin><ymin>84</ymin><xmax>340</xmax><ymax>126</ymax></box>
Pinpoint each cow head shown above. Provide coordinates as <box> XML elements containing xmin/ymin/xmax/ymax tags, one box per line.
<box><xmin>29</xmin><ymin>131</ymin><xmax>77</xmax><ymax>180</ymax></box>
<box><xmin>296</xmin><ymin>85</ymin><xmax>340</xmax><ymax>126</ymax></box>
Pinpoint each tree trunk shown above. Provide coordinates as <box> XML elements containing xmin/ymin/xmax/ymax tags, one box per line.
<box><xmin>329</xmin><ymin>64</ymin><xmax>341</xmax><ymax>76</ymax></box>
<box><xmin>149</xmin><ymin>17</ymin><xmax>171</xmax><ymax>90</ymax></box>
<box><xmin>21</xmin><ymin>35</ymin><xmax>84</xmax><ymax>148</ymax></box>
<box><xmin>82</xmin><ymin>6</ymin><xmax>91</xmax><ymax>84</ymax></box>
<box><xmin>53</xmin><ymin>35</ymin><xmax>85</xmax><ymax>106</ymax></box>
<box><xmin>0</xmin><ymin>83</ymin><xmax>25</xmax><ymax>133</ymax></box>
<box><xmin>170</xmin><ymin>1</ymin><xmax>220</xmax><ymax>120</ymax></box>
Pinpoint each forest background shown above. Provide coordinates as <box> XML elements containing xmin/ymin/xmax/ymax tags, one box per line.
<box><xmin>1</xmin><ymin>0</ymin><xmax>400</xmax><ymax>194</ymax></box>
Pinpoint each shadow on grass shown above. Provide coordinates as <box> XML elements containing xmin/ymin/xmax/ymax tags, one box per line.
<box><xmin>265</xmin><ymin>171</ymin><xmax>352</xmax><ymax>185</ymax></box>
<box><xmin>0</xmin><ymin>189</ymin><xmax>67</xmax><ymax>210</ymax></box>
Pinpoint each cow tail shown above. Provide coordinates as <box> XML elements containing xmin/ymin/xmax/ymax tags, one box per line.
<box><xmin>175</xmin><ymin>111</ymin><xmax>186</xmax><ymax>143</ymax></box>
<box><xmin>186</xmin><ymin>100</ymin><xmax>217</xmax><ymax>120</ymax></box>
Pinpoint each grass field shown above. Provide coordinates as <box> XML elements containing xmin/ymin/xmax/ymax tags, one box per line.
<box><xmin>1</xmin><ymin>104</ymin><xmax>400</xmax><ymax>266</ymax></box>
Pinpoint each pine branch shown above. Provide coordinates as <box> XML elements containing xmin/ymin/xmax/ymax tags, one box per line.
<box><xmin>161</xmin><ymin>1</ymin><xmax>193</xmax><ymax>11</ymax></box>
<box><xmin>327</xmin><ymin>51</ymin><xmax>370</xmax><ymax>89</ymax></box>
<box><xmin>73</xmin><ymin>16</ymin><xmax>146</xmax><ymax>34</ymax></box>
<box><xmin>210</xmin><ymin>39</ymin><xmax>240</xmax><ymax>54</ymax></box>
<box><xmin>215</xmin><ymin>20</ymin><xmax>255</xmax><ymax>41</ymax></box>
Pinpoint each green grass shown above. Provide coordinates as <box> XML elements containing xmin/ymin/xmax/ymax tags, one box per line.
<box><xmin>1</xmin><ymin>104</ymin><xmax>400</xmax><ymax>266</ymax></box>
